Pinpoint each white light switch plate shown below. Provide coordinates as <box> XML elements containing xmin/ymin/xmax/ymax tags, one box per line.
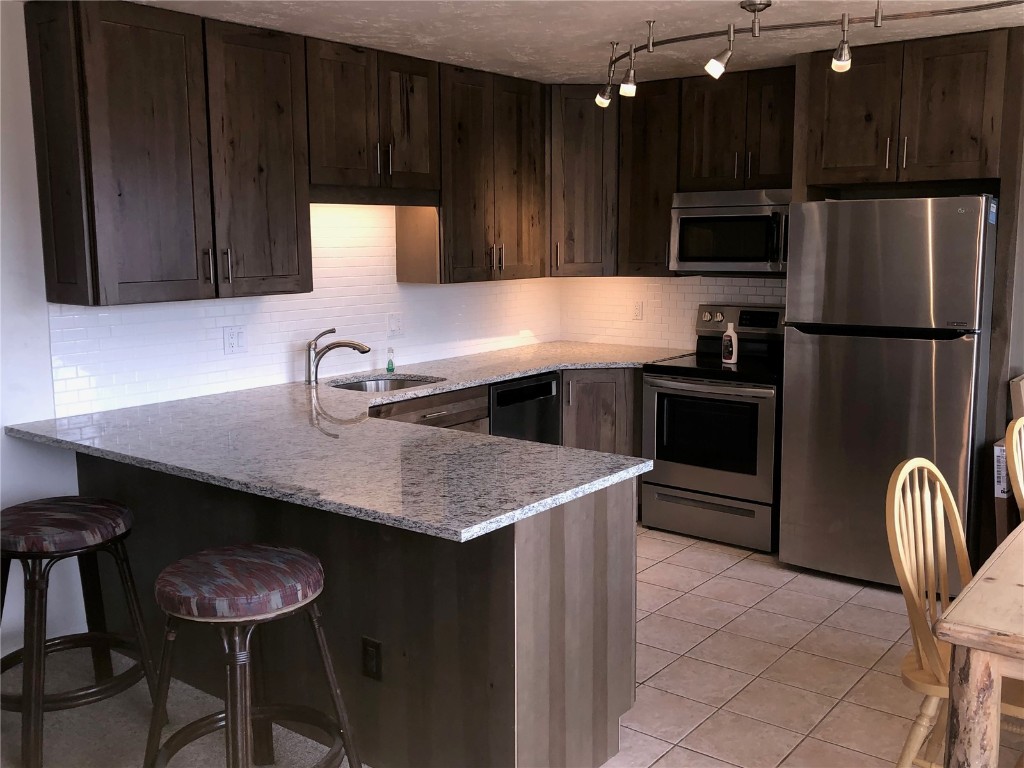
<box><xmin>223</xmin><ymin>325</ymin><xmax>247</xmax><ymax>355</ymax></box>
<box><xmin>387</xmin><ymin>312</ymin><xmax>403</xmax><ymax>338</ymax></box>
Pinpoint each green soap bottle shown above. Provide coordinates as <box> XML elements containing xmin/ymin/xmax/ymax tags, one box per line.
<box><xmin>386</xmin><ymin>347</ymin><xmax>395</xmax><ymax>374</ymax></box>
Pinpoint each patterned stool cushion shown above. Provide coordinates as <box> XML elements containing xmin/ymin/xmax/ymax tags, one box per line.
<box><xmin>155</xmin><ymin>544</ymin><xmax>324</xmax><ymax>620</ymax></box>
<box><xmin>1</xmin><ymin>496</ymin><xmax>133</xmax><ymax>554</ymax></box>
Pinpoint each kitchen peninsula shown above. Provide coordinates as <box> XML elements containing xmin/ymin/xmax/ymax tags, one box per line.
<box><xmin>6</xmin><ymin>342</ymin><xmax>676</xmax><ymax>768</ymax></box>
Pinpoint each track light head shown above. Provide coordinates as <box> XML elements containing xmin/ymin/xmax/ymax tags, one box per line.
<box><xmin>620</xmin><ymin>44</ymin><xmax>637</xmax><ymax>97</ymax></box>
<box><xmin>705</xmin><ymin>24</ymin><xmax>735</xmax><ymax>79</ymax></box>
<box><xmin>874</xmin><ymin>0</ymin><xmax>883</xmax><ymax>27</ymax></box>
<box><xmin>831</xmin><ymin>13</ymin><xmax>852</xmax><ymax>72</ymax></box>
<box><xmin>595</xmin><ymin>83</ymin><xmax>614</xmax><ymax>107</ymax></box>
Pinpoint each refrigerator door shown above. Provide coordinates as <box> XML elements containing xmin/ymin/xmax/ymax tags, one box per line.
<box><xmin>779</xmin><ymin>328</ymin><xmax>979</xmax><ymax>585</ymax></box>
<box><xmin>787</xmin><ymin>196</ymin><xmax>994</xmax><ymax>331</ymax></box>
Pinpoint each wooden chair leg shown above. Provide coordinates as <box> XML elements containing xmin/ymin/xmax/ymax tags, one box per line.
<box><xmin>900</xmin><ymin>695</ymin><xmax>942</xmax><ymax>768</ymax></box>
<box><xmin>221</xmin><ymin>624</ymin><xmax>256</xmax><ymax>768</ymax></box>
<box><xmin>78</xmin><ymin>551</ymin><xmax>114</xmax><ymax>682</ymax></box>
<box><xmin>144</xmin><ymin>618</ymin><xmax>178</xmax><ymax>768</ymax></box>
<box><xmin>308</xmin><ymin>602</ymin><xmax>361</xmax><ymax>768</ymax></box>
<box><xmin>920</xmin><ymin>698</ymin><xmax>949</xmax><ymax>767</ymax></box>
<box><xmin>21</xmin><ymin>559</ymin><xmax>50</xmax><ymax>768</ymax></box>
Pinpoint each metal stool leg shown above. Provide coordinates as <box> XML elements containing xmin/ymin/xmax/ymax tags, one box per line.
<box><xmin>144</xmin><ymin>618</ymin><xmax>179</xmax><ymax>768</ymax></box>
<box><xmin>1</xmin><ymin>555</ymin><xmax>10</xmax><ymax>618</ymax></box>
<box><xmin>109</xmin><ymin>540</ymin><xmax>159</xmax><ymax>702</ymax></box>
<box><xmin>250</xmin><ymin>630</ymin><xmax>275</xmax><ymax>766</ymax></box>
<box><xmin>307</xmin><ymin>603</ymin><xmax>361</xmax><ymax>768</ymax></box>
<box><xmin>21</xmin><ymin>559</ymin><xmax>51</xmax><ymax>768</ymax></box>
<box><xmin>78</xmin><ymin>551</ymin><xmax>114</xmax><ymax>682</ymax></box>
<box><xmin>221</xmin><ymin>624</ymin><xmax>256</xmax><ymax>768</ymax></box>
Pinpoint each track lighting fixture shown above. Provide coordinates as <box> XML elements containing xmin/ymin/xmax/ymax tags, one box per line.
<box><xmin>594</xmin><ymin>41</ymin><xmax>618</xmax><ymax>107</ymax></box>
<box><xmin>646</xmin><ymin>20</ymin><xmax>655</xmax><ymax>53</ymax></box>
<box><xmin>874</xmin><ymin>0</ymin><xmax>883</xmax><ymax>27</ymax></box>
<box><xmin>831</xmin><ymin>13</ymin><xmax>852</xmax><ymax>72</ymax></box>
<box><xmin>620</xmin><ymin>45</ymin><xmax>637</xmax><ymax>97</ymax></box>
<box><xmin>739</xmin><ymin>0</ymin><xmax>772</xmax><ymax>38</ymax></box>
<box><xmin>704</xmin><ymin>24</ymin><xmax>734</xmax><ymax>79</ymax></box>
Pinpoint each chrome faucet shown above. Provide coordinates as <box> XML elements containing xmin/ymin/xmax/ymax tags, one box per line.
<box><xmin>305</xmin><ymin>328</ymin><xmax>371</xmax><ymax>385</ymax></box>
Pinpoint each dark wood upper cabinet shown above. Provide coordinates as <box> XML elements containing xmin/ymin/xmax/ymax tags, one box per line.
<box><xmin>744</xmin><ymin>68</ymin><xmax>796</xmax><ymax>189</ymax></box>
<box><xmin>306</xmin><ymin>40</ymin><xmax>379</xmax><ymax>187</ymax></box>
<box><xmin>899</xmin><ymin>30</ymin><xmax>1007</xmax><ymax>181</ymax></box>
<box><xmin>25</xmin><ymin>1</ymin><xmax>214</xmax><ymax>305</ymax></box>
<box><xmin>679</xmin><ymin>75</ymin><xmax>747</xmax><ymax>191</ymax></box>
<box><xmin>562</xmin><ymin>369</ymin><xmax>634</xmax><ymax>456</ymax></box>
<box><xmin>378</xmin><ymin>53</ymin><xmax>441</xmax><ymax>190</ymax></box>
<box><xmin>806</xmin><ymin>43</ymin><xmax>904</xmax><ymax>185</ymax></box>
<box><xmin>206</xmin><ymin>21</ymin><xmax>312</xmax><ymax>298</ymax></box>
<box><xmin>550</xmin><ymin>85</ymin><xmax>618</xmax><ymax>277</ymax></box>
<box><xmin>618</xmin><ymin>79</ymin><xmax>679</xmax><ymax>277</ymax></box>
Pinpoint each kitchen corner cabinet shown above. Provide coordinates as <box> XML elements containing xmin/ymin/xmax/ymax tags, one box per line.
<box><xmin>24</xmin><ymin>3</ymin><xmax>312</xmax><ymax>305</ymax></box>
<box><xmin>678</xmin><ymin>67</ymin><xmax>795</xmax><ymax>192</ymax></box>
<box><xmin>550</xmin><ymin>85</ymin><xmax>618</xmax><ymax>277</ymax></box>
<box><xmin>439</xmin><ymin>66</ymin><xmax>545</xmax><ymax>283</ymax></box>
<box><xmin>562</xmin><ymin>369</ymin><xmax>635</xmax><ymax>456</ymax></box>
<box><xmin>807</xmin><ymin>30</ymin><xmax>1007</xmax><ymax>185</ymax></box>
<box><xmin>306</xmin><ymin>40</ymin><xmax>440</xmax><ymax>191</ymax></box>
<box><xmin>618</xmin><ymin>79</ymin><xmax>679</xmax><ymax>277</ymax></box>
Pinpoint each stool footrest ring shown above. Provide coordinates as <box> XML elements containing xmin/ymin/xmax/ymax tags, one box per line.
<box><xmin>0</xmin><ymin>630</ymin><xmax>145</xmax><ymax>713</ymax></box>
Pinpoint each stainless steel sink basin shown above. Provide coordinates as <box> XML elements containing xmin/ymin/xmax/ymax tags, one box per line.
<box><xmin>330</xmin><ymin>375</ymin><xmax>444</xmax><ymax>392</ymax></box>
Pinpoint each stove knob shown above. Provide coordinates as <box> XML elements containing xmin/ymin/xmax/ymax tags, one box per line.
<box><xmin>702</xmin><ymin>311</ymin><xmax>712</xmax><ymax>322</ymax></box>
<box><xmin>714</xmin><ymin>312</ymin><xmax>725</xmax><ymax>323</ymax></box>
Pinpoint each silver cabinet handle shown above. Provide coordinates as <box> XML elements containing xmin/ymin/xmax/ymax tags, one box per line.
<box><xmin>746</xmin><ymin>151</ymin><xmax>752</xmax><ymax>179</ymax></box>
<box><xmin>885</xmin><ymin>137</ymin><xmax>891</xmax><ymax>169</ymax></box>
<box><xmin>223</xmin><ymin>248</ymin><xmax>233</xmax><ymax>283</ymax></box>
<box><xmin>733</xmin><ymin>152</ymin><xmax>739</xmax><ymax>179</ymax></box>
<box><xmin>498</xmin><ymin>244</ymin><xmax>504</xmax><ymax>271</ymax></box>
<box><xmin>902</xmin><ymin>136</ymin><xmax>908</xmax><ymax>169</ymax></box>
<box><xmin>388</xmin><ymin>143</ymin><xmax>393</xmax><ymax>176</ymax></box>
<box><xmin>566</xmin><ymin>379</ymin><xmax>572</xmax><ymax>406</ymax></box>
<box><xmin>204</xmin><ymin>248</ymin><xmax>214</xmax><ymax>283</ymax></box>
<box><xmin>490</xmin><ymin>243</ymin><xmax>496</xmax><ymax>271</ymax></box>
<box><xmin>554</xmin><ymin>241</ymin><xmax>560</xmax><ymax>270</ymax></box>
<box><xmin>376</xmin><ymin>142</ymin><xmax>381</xmax><ymax>175</ymax></box>
<box><xmin>422</xmin><ymin>411</ymin><xmax>448</xmax><ymax>420</ymax></box>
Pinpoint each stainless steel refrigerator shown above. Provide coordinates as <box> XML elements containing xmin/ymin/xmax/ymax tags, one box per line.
<box><xmin>780</xmin><ymin>196</ymin><xmax>997</xmax><ymax>585</ymax></box>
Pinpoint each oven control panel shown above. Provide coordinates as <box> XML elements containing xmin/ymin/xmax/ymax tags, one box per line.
<box><xmin>696</xmin><ymin>304</ymin><xmax>785</xmax><ymax>337</ymax></box>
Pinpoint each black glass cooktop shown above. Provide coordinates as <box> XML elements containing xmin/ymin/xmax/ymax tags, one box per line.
<box><xmin>645</xmin><ymin>344</ymin><xmax>783</xmax><ymax>386</ymax></box>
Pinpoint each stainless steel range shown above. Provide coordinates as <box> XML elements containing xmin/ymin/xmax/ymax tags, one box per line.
<box><xmin>641</xmin><ymin>304</ymin><xmax>785</xmax><ymax>551</ymax></box>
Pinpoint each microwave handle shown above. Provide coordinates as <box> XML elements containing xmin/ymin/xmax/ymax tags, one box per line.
<box><xmin>769</xmin><ymin>212</ymin><xmax>783</xmax><ymax>266</ymax></box>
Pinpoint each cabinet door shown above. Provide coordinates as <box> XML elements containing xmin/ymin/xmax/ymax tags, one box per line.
<box><xmin>678</xmin><ymin>75</ymin><xmax>747</xmax><ymax>192</ymax></box>
<box><xmin>562</xmin><ymin>369</ymin><xmax>634</xmax><ymax>456</ymax></box>
<box><xmin>551</xmin><ymin>85</ymin><xmax>617</xmax><ymax>277</ymax></box>
<box><xmin>744</xmin><ymin>67</ymin><xmax>795</xmax><ymax>189</ymax></box>
<box><xmin>378</xmin><ymin>53</ymin><xmax>440</xmax><ymax>190</ymax></box>
<box><xmin>441</xmin><ymin>66</ymin><xmax>494</xmax><ymax>283</ymax></box>
<box><xmin>493</xmin><ymin>76</ymin><xmax>546</xmax><ymax>280</ymax></box>
<box><xmin>898</xmin><ymin>31</ymin><xmax>1007</xmax><ymax>182</ymax></box>
<box><xmin>806</xmin><ymin>43</ymin><xmax>903</xmax><ymax>185</ymax></box>
<box><xmin>206</xmin><ymin>21</ymin><xmax>312</xmax><ymax>297</ymax></box>
<box><xmin>618</xmin><ymin>79</ymin><xmax>679</xmax><ymax>276</ymax></box>
<box><xmin>306</xmin><ymin>39</ymin><xmax>379</xmax><ymax>187</ymax></box>
<box><xmin>79</xmin><ymin>3</ymin><xmax>214</xmax><ymax>305</ymax></box>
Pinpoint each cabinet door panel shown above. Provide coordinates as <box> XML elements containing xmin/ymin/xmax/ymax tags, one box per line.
<box><xmin>899</xmin><ymin>31</ymin><xmax>1006</xmax><ymax>181</ymax></box>
<box><xmin>306</xmin><ymin>39</ymin><xmax>379</xmax><ymax>187</ymax></box>
<box><xmin>806</xmin><ymin>43</ymin><xmax>903</xmax><ymax>185</ymax></box>
<box><xmin>563</xmin><ymin>369</ymin><xmax>633</xmax><ymax>456</ymax></box>
<box><xmin>207</xmin><ymin>21</ymin><xmax>312</xmax><ymax>297</ymax></box>
<box><xmin>493</xmin><ymin>76</ymin><xmax>546</xmax><ymax>280</ymax></box>
<box><xmin>441</xmin><ymin>66</ymin><xmax>494</xmax><ymax>283</ymax></box>
<box><xmin>745</xmin><ymin>67</ymin><xmax>795</xmax><ymax>189</ymax></box>
<box><xmin>618</xmin><ymin>79</ymin><xmax>678</xmax><ymax>276</ymax></box>
<box><xmin>81</xmin><ymin>2</ymin><xmax>214</xmax><ymax>304</ymax></box>
<box><xmin>679</xmin><ymin>75</ymin><xmax>747</xmax><ymax>191</ymax></box>
<box><xmin>378</xmin><ymin>53</ymin><xmax>440</xmax><ymax>190</ymax></box>
<box><xmin>551</xmin><ymin>85</ymin><xmax>617</xmax><ymax>277</ymax></box>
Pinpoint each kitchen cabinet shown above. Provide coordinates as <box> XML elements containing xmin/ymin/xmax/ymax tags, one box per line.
<box><xmin>807</xmin><ymin>31</ymin><xmax>1006</xmax><ymax>185</ymax></box>
<box><xmin>550</xmin><ymin>85</ymin><xmax>618</xmax><ymax>277</ymax></box>
<box><xmin>24</xmin><ymin>3</ymin><xmax>313</xmax><ymax>304</ymax></box>
<box><xmin>430</xmin><ymin>66</ymin><xmax>545</xmax><ymax>284</ymax></box>
<box><xmin>678</xmin><ymin>67</ymin><xmax>794</xmax><ymax>192</ymax></box>
<box><xmin>618</xmin><ymin>79</ymin><xmax>679</xmax><ymax>277</ymax></box>
<box><xmin>307</xmin><ymin>40</ymin><xmax>440</xmax><ymax>191</ymax></box>
<box><xmin>369</xmin><ymin>386</ymin><xmax>489</xmax><ymax>433</ymax></box>
<box><xmin>562</xmin><ymin>369</ymin><xmax>635</xmax><ymax>456</ymax></box>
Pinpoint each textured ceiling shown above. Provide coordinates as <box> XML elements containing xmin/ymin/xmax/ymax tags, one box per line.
<box><xmin>140</xmin><ymin>0</ymin><xmax>1024</xmax><ymax>82</ymax></box>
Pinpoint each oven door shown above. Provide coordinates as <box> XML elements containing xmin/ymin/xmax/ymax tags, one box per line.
<box><xmin>643</xmin><ymin>375</ymin><xmax>777</xmax><ymax>503</ymax></box>
<box><xmin>669</xmin><ymin>206</ymin><xmax>787</xmax><ymax>274</ymax></box>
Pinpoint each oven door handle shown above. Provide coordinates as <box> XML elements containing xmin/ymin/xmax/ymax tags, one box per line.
<box><xmin>644</xmin><ymin>377</ymin><xmax>776</xmax><ymax>400</ymax></box>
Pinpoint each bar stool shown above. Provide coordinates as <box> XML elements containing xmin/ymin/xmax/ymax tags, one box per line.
<box><xmin>0</xmin><ymin>496</ymin><xmax>158</xmax><ymax>768</ymax></box>
<box><xmin>144</xmin><ymin>544</ymin><xmax>361</xmax><ymax>768</ymax></box>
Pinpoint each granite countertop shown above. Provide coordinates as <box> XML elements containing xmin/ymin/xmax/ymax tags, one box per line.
<box><xmin>7</xmin><ymin>342</ymin><xmax>685</xmax><ymax>542</ymax></box>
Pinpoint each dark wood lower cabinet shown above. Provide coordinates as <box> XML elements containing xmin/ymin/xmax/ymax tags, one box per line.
<box><xmin>562</xmin><ymin>369</ymin><xmax>635</xmax><ymax>456</ymax></box>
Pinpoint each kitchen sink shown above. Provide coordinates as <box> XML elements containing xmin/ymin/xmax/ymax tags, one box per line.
<box><xmin>330</xmin><ymin>375</ymin><xmax>445</xmax><ymax>392</ymax></box>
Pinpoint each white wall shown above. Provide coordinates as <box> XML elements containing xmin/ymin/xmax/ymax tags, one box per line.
<box><xmin>1</xmin><ymin>1</ymin><xmax>85</xmax><ymax>652</ymax></box>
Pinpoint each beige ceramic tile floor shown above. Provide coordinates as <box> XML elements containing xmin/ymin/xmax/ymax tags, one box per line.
<box><xmin>604</xmin><ymin>526</ymin><xmax>1024</xmax><ymax>768</ymax></box>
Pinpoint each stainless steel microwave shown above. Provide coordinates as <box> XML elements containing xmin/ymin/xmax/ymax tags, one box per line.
<box><xmin>669</xmin><ymin>189</ymin><xmax>790</xmax><ymax>275</ymax></box>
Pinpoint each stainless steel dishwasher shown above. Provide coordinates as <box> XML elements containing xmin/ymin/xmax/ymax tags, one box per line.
<box><xmin>489</xmin><ymin>373</ymin><xmax>561</xmax><ymax>445</ymax></box>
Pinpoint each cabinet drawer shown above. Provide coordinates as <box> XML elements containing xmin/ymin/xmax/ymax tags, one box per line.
<box><xmin>369</xmin><ymin>386</ymin><xmax>489</xmax><ymax>429</ymax></box>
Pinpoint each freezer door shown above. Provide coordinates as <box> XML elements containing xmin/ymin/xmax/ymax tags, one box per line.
<box><xmin>787</xmin><ymin>197</ymin><xmax>994</xmax><ymax>330</ymax></box>
<box><xmin>779</xmin><ymin>328</ymin><xmax>979</xmax><ymax>585</ymax></box>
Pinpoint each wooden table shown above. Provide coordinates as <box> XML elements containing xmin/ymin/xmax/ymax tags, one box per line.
<box><xmin>936</xmin><ymin>524</ymin><xmax>1024</xmax><ymax>768</ymax></box>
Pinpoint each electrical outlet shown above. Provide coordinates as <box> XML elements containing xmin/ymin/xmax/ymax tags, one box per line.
<box><xmin>361</xmin><ymin>637</ymin><xmax>382</xmax><ymax>680</ymax></box>
<box><xmin>387</xmin><ymin>312</ymin><xmax>403</xmax><ymax>338</ymax></box>
<box><xmin>223</xmin><ymin>325</ymin><xmax>247</xmax><ymax>355</ymax></box>
<box><xmin>632</xmin><ymin>300</ymin><xmax>643</xmax><ymax>321</ymax></box>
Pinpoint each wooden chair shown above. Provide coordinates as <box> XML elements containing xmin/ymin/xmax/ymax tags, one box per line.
<box><xmin>1007</xmin><ymin>417</ymin><xmax>1024</xmax><ymax>518</ymax></box>
<box><xmin>886</xmin><ymin>458</ymin><xmax>1024</xmax><ymax>768</ymax></box>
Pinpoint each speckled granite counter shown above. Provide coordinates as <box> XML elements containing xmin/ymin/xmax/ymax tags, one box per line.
<box><xmin>6</xmin><ymin>342</ymin><xmax>683</xmax><ymax>542</ymax></box>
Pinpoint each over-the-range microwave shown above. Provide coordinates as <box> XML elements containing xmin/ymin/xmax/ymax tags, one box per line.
<box><xmin>669</xmin><ymin>189</ymin><xmax>790</xmax><ymax>275</ymax></box>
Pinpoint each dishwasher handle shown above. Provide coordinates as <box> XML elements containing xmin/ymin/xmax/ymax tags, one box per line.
<box><xmin>492</xmin><ymin>378</ymin><xmax>558</xmax><ymax>409</ymax></box>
